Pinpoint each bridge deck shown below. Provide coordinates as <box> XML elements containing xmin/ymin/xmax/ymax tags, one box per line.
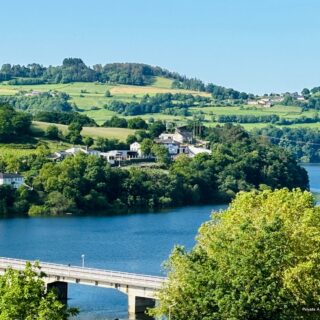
<box><xmin>0</xmin><ymin>257</ymin><xmax>166</xmax><ymax>290</ymax></box>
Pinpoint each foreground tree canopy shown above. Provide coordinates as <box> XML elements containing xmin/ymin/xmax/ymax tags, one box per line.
<box><xmin>0</xmin><ymin>262</ymin><xmax>78</xmax><ymax>319</ymax></box>
<box><xmin>152</xmin><ymin>189</ymin><xmax>320</xmax><ymax>320</ymax></box>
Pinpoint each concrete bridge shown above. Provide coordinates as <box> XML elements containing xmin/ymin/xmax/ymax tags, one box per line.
<box><xmin>0</xmin><ymin>257</ymin><xmax>166</xmax><ymax>317</ymax></box>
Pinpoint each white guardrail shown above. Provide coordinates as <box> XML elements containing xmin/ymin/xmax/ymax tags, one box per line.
<box><xmin>0</xmin><ymin>257</ymin><xmax>166</xmax><ymax>289</ymax></box>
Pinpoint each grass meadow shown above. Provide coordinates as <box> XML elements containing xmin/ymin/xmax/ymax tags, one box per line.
<box><xmin>0</xmin><ymin>79</ymin><xmax>319</xmax><ymax>130</ymax></box>
<box><xmin>32</xmin><ymin>121</ymin><xmax>135</xmax><ymax>141</ymax></box>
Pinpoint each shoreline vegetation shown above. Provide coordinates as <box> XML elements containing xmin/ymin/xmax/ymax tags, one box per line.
<box><xmin>0</xmin><ymin>105</ymin><xmax>309</xmax><ymax>217</ymax></box>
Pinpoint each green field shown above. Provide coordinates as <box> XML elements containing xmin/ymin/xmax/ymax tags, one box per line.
<box><xmin>32</xmin><ymin>121</ymin><xmax>135</xmax><ymax>141</ymax></box>
<box><xmin>0</xmin><ymin>139</ymin><xmax>73</xmax><ymax>157</ymax></box>
<box><xmin>0</xmin><ymin>77</ymin><xmax>212</xmax><ymax>125</ymax></box>
<box><xmin>0</xmin><ymin>122</ymin><xmax>135</xmax><ymax>157</ymax></box>
<box><xmin>1</xmin><ymin>79</ymin><xmax>320</xmax><ymax>130</ymax></box>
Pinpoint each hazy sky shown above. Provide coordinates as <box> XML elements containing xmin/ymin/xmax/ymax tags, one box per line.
<box><xmin>1</xmin><ymin>0</ymin><xmax>319</xmax><ymax>94</ymax></box>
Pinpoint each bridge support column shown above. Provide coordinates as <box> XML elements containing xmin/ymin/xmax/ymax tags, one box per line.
<box><xmin>128</xmin><ymin>294</ymin><xmax>155</xmax><ymax>316</ymax></box>
<box><xmin>47</xmin><ymin>281</ymin><xmax>68</xmax><ymax>303</ymax></box>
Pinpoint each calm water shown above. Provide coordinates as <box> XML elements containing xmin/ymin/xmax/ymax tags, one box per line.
<box><xmin>0</xmin><ymin>164</ymin><xmax>318</xmax><ymax>319</ymax></box>
<box><xmin>0</xmin><ymin>205</ymin><xmax>225</xmax><ymax>320</ymax></box>
<box><xmin>303</xmin><ymin>163</ymin><xmax>320</xmax><ymax>193</ymax></box>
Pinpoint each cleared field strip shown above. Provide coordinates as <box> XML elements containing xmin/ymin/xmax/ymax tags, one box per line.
<box><xmin>32</xmin><ymin>121</ymin><xmax>135</xmax><ymax>141</ymax></box>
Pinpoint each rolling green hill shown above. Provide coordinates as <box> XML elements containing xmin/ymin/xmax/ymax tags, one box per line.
<box><xmin>0</xmin><ymin>58</ymin><xmax>320</xmax><ymax>132</ymax></box>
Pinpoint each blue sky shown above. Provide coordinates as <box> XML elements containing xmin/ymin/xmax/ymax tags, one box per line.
<box><xmin>1</xmin><ymin>0</ymin><xmax>319</xmax><ymax>94</ymax></box>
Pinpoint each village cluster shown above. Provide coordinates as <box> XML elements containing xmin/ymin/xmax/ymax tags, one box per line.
<box><xmin>0</xmin><ymin>127</ymin><xmax>211</xmax><ymax>189</ymax></box>
<box><xmin>247</xmin><ymin>92</ymin><xmax>305</xmax><ymax>107</ymax></box>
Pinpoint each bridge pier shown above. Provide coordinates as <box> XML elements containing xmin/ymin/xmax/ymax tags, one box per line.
<box><xmin>128</xmin><ymin>294</ymin><xmax>155</xmax><ymax>316</ymax></box>
<box><xmin>47</xmin><ymin>281</ymin><xmax>68</xmax><ymax>303</ymax></box>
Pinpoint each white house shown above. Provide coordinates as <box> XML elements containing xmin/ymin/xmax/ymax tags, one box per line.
<box><xmin>0</xmin><ymin>173</ymin><xmax>25</xmax><ymax>188</ymax></box>
<box><xmin>130</xmin><ymin>142</ymin><xmax>142</xmax><ymax>156</ymax></box>
<box><xmin>158</xmin><ymin>133</ymin><xmax>175</xmax><ymax>141</ymax></box>
<box><xmin>154</xmin><ymin>139</ymin><xmax>180</xmax><ymax>155</ymax></box>
<box><xmin>100</xmin><ymin>150</ymin><xmax>138</xmax><ymax>165</ymax></box>
<box><xmin>257</xmin><ymin>98</ymin><xmax>272</xmax><ymax>107</ymax></box>
<box><xmin>158</xmin><ymin>127</ymin><xmax>193</xmax><ymax>144</ymax></box>
<box><xmin>296</xmin><ymin>95</ymin><xmax>306</xmax><ymax>101</ymax></box>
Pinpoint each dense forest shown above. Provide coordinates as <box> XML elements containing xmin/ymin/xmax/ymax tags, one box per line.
<box><xmin>0</xmin><ymin>121</ymin><xmax>308</xmax><ymax>216</ymax></box>
<box><xmin>33</xmin><ymin>111</ymin><xmax>97</xmax><ymax>126</ymax></box>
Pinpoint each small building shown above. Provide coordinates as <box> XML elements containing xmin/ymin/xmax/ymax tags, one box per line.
<box><xmin>48</xmin><ymin>147</ymin><xmax>101</xmax><ymax>161</ymax></box>
<box><xmin>0</xmin><ymin>173</ymin><xmax>24</xmax><ymax>189</ymax></box>
<box><xmin>24</xmin><ymin>90</ymin><xmax>42</xmax><ymax>97</ymax></box>
<box><xmin>296</xmin><ymin>95</ymin><xmax>306</xmax><ymax>101</ymax></box>
<box><xmin>175</xmin><ymin>126</ymin><xmax>193</xmax><ymax>144</ymax></box>
<box><xmin>130</xmin><ymin>142</ymin><xmax>142</xmax><ymax>156</ymax></box>
<box><xmin>154</xmin><ymin>139</ymin><xmax>180</xmax><ymax>155</ymax></box>
<box><xmin>270</xmin><ymin>97</ymin><xmax>284</xmax><ymax>103</ymax></box>
<box><xmin>100</xmin><ymin>150</ymin><xmax>138</xmax><ymax>165</ymax></box>
<box><xmin>187</xmin><ymin>146</ymin><xmax>211</xmax><ymax>158</ymax></box>
<box><xmin>257</xmin><ymin>98</ymin><xmax>272</xmax><ymax>107</ymax></box>
<box><xmin>158</xmin><ymin>133</ymin><xmax>175</xmax><ymax>141</ymax></box>
<box><xmin>158</xmin><ymin>127</ymin><xmax>193</xmax><ymax>144</ymax></box>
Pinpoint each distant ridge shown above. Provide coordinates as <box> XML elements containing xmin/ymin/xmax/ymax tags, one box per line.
<box><xmin>0</xmin><ymin>58</ymin><xmax>251</xmax><ymax>98</ymax></box>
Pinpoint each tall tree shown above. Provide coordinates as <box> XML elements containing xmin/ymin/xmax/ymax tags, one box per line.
<box><xmin>151</xmin><ymin>189</ymin><xmax>320</xmax><ymax>320</ymax></box>
<box><xmin>0</xmin><ymin>262</ymin><xmax>78</xmax><ymax>319</ymax></box>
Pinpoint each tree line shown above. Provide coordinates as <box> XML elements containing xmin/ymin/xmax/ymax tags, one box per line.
<box><xmin>0</xmin><ymin>92</ymin><xmax>73</xmax><ymax>113</ymax></box>
<box><xmin>0</xmin><ymin>124</ymin><xmax>308</xmax><ymax>216</ymax></box>
<box><xmin>215</xmin><ymin>114</ymin><xmax>280</xmax><ymax>123</ymax></box>
<box><xmin>0</xmin><ymin>58</ymin><xmax>252</xmax><ymax>99</ymax></box>
<box><xmin>105</xmin><ymin>93</ymin><xmax>211</xmax><ymax>116</ymax></box>
<box><xmin>34</xmin><ymin>111</ymin><xmax>97</xmax><ymax>126</ymax></box>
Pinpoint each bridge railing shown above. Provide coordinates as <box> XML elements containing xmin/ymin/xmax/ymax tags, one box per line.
<box><xmin>0</xmin><ymin>257</ymin><xmax>166</xmax><ymax>289</ymax></box>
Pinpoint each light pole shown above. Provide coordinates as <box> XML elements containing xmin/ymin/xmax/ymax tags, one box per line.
<box><xmin>81</xmin><ymin>254</ymin><xmax>85</xmax><ymax>268</ymax></box>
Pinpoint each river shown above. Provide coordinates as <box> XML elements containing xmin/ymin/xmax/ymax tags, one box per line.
<box><xmin>0</xmin><ymin>164</ymin><xmax>318</xmax><ymax>319</ymax></box>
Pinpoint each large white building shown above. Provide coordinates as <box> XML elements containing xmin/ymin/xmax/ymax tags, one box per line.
<box><xmin>0</xmin><ymin>173</ymin><xmax>24</xmax><ymax>188</ymax></box>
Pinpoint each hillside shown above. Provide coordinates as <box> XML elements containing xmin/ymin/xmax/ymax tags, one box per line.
<box><xmin>0</xmin><ymin>58</ymin><xmax>320</xmax><ymax>131</ymax></box>
<box><xmin>0</xmin><ymin>58</ymin><xmax>215</xmax><ymax>91</ymax></box>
